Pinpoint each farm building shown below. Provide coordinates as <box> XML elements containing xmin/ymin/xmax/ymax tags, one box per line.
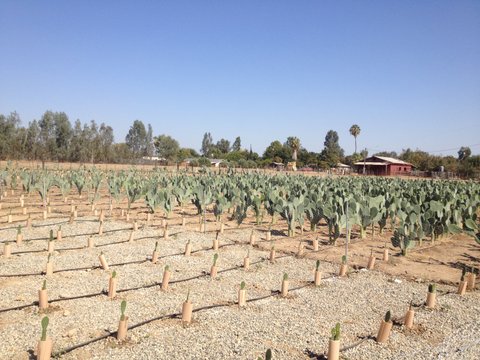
<box><xmin>353</xmin><ymin>156</ymin><xmax>413</xmax><ymax>176</ymax></box>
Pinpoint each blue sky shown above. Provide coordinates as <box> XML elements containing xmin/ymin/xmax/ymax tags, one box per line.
<box><xmin>1</xmin><ymin>1</ymin><xmax>479</xmax><ymax>156</ymax></box>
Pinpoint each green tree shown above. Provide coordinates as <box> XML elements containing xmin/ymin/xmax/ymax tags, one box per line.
<box><xmin>216</xmin><ymin>138</ymin><xmax>230</xmax><ymax>154</ymax></box>
<box><xmin>458</xmin><ymin>146</ymin><xmax>471</xmax><ymax>161</ymax></box>
<box><xmin>286</xmin><ymin>136</ymin><xmax>301</xmax><ymax>161</ymax></box>
<box><xmin>321</xmin><ymin>130</ymin><xmax>344</xmax><ymax>167</ymax></box>
<box><xmin>126</xmin><ymin>120</ymin><xmax>148</xmax><ymax>157</ymax></box>
<box><xmin>201</xmin><ymin>132</ymin><xmax>214</xmax><ymax>157</ymax></box>
<box><xmin>349</xmin><ymin>124</ymin><xmax>361</xmax><ymax>154</ymax></box>
<box><xmin>154</xmin><ymin>134</ymin><xmax>180</xmax><ymax>161</ymax></box>
<box><xmin>232</xmin><ymin>136</ymin><xmax>241</xmax><ymax>152</ymax></box>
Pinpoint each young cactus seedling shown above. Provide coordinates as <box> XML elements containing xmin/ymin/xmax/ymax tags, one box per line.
<box><xmin>112</xmin><ymin>270</ymin><xmax>117</xmax><ymax>278</ymax></box>
<box><xmin>42</xmin><ymin>280</ymin><xmax>47</xmax><ymax>290</ymax></box>
<box><xmin>428</xmin><ymin>284</ymin><xmax>436</xmax><ymax>293</ymax></box>
<box><xmin>257</xmin><ymin>349</ymin><xmax>272</xmax><ymax>360</ymax></box>
<box><xmin>240</xmin><ymin>281</ymin><xmax>246</xmax><ymax>290</ymax></box>
<box><xmin>283</xmin><ymin>273</ymin><xmax>288</xmax><ymax>281</ymax></box>
<box><xmin>331</xmin><ymin>322</ymin><xmax>341</xmax><ymax>340</ymax></box>
<box><xmin>341</xmin><ymin>255</ymin><xmax>347</xmax><ymax>264</ymax></box>
<box><xmin>212</xmin><ymin>253</ymin><xmax>218</xmax><ymax>266</ymax></box>
<box><xmin>185</xmin><ymin>289</ymin><xmax>190</xmax><ymax>303</ymax></box>
<box><xmin>384</xmin><ymin>310</ymin><xmax>392</xmax><ymax>323</ymax></box>
<box><xmin>154</xmin><ymin>241</ymin><xmax>159</xmax><ymax>252</ymax></box>
<box><xmin>461</xmin><ymin>267</ymin><xmax>466</xmax><ymax>282</ymax></box>
<box><xmin>40</xmin><ymin>316</ymin><xmax>49</xmax><ymax>341</ymax></box>
<box><xmin>315</xmin><ymin>260</ymin><xmax>320</xmax><ymax>271</ymax></box>
<box><xmin>120</xmin><ymin>300</ymin><xmax>127</xmax><ymax>321</ymax></box>
<box><xmin>17</xmin><ymin>225</ymin><xmax>22</xmax><ymax>235</ymax></box>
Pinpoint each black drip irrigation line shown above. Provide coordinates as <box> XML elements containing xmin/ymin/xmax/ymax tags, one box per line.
<box><xmin>0</xmin><ymin>226</ymin><xmax>135</xmax><ymax>244</ymax></box>
<box><xmin>0</xmin><ymin>252</ymin><xmax>302</xmax><ymax>314</ymax></box>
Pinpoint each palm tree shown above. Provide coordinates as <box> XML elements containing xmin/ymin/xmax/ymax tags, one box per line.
<box><xmin>286</xmin><ymin>137</ymin><xmax>301</xmax><ymax>161</ymax></box>
<box><xmin>349</xmin><ymin>124</ymin><xmax>361</xmax><ymax>154</ymax></box>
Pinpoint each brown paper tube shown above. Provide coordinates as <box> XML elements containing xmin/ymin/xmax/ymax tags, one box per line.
<box><xmin>184</xmin><ymin>243</ymin><xmax>192</xmax><ymax>256</ymax></box>
<box><xmin>38</xmin><ymin>289</ymin><xmax>48</xmax><ymax>310</ymax></box>
<box><xmin>56</xmin><ymin>231</ymin><xmax>62</xmax><ymax>241</ymax></box>
<box><xmin>3</xmin><ymin>243</ymin><xmax>11</xmax><ymax>257</ymax></box>
<box><xmin>314</xmin><ymin>270</ymin><xmax>322</xmax><ymax>286</ymax></box>
<box><xmin>99</xmin><ymin>254</ymin><xmax>109</xmax><ymax>270</ymax></box>
<box><xmin>182</xmin><ymin>301</ymin><xmax>193</xmax><ymax>324</ymax></box>
<box><xmin>87</xmin><ymin>237</ymin><xmax>94</xmax><ymax>248</ymax></box>
<box><xmin>238</xmin><ymin>289</ymin><xmax>247</xmax><ymax>307</ymax></box>
<box><xmin>270</xmin><ymin>249</ymin><xmax>276</xmax><ymax>263</ymax></box>
<box><xmin>376</xmin><ymin>320</ymin><xmax>393</xmax><ymax>343</ymax></box>
<box><xmin>339</xmin><ymin>264</ymin><xmax>347</xmax><ymax>277</ymax></box>
<box><xmin>404</xmin><ymin>309</ymin><xmax>414</xmax><ymax>329</ymax></box>
<box><xmin>313</xmin><ymin>239</ymin><xmax>319</xmax><ymax>251</ymax></box>
<box><xmin>281</xmin><ymin>280</ymin><xmax>289</xmax><ymax>297</ymax></box>
<box><xmin>108</xmin><ymin>277</ymin><xmax>117</xmax><ymax>299</ymax></box>
<box><xmin>213</xmin><ymin>239</ymin><xmax>219</xmax><ymax>251</ymax></box>
<box><xmin>426</xmin><ymin>292</ymin><xmax>436</xmax><ymax>308</ymax></box>
<box><xmin>117</xmin><ymin>317</ymin><xmax>128</xmax><ymax>341</ymax></box>
<box><xmin>210</xmin><ymin>265</ymin><xmax>218</xmax><ymax>278</ymax></box>
<box><xmin>243</xmin><ymin>257</ymin><xmax>250</xmax><ymax>270</ymax></box>
<box><xmin>367</xmin><ymin>256</ymin><xmax>376</xmax><ymax>270</ymax></box>
<box><xmin>266</xmin><ymin>231</ymin><xmax>271</xmax><ymax>241</ymax></box>
<box><xmin>46</xmin><ymin>262</ymin><xmax>53</xmax><ymax>276</ymax></box>
<box><xmin>16</xmin><ymin>233</ymin><xmax>23</xmax><ymax>244</ymax></box>
<box><xmin>457</xmin><ymin>280</ymin><xmax>467</xmax><ymax>295</ymax></box>
<box><xmin>161</xmin><ymin>270</ymin><xmax>171</xmax><ymax>290</ymax></box>
<box><xmin>383</xmin><ymin>249</ymin><xmax>389</xmax><ymax>262</ymax></box>
<box><xmin>37</xmin><ymin>337</ymin><xmax>53</xmax><ymax>360</ymax></box>
<box><xmin>152</xmin><ymin>251</ymin><xmax>159</xmax><ymax>263</ymax></box>
<box><xmin>327</xmin><ymin>339</ymin><xmax>340</xmax><ymax>360</ymax></box>
<box><xmin>47</xmin><ymin>241</ymin><xmax>54</xmax><ymax>254</ymax></box>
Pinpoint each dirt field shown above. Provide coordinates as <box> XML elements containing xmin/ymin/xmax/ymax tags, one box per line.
<box><xmin>0</xmin><ymin>172</ymin><xmax>478</xmax><ymax>359</ymax></box>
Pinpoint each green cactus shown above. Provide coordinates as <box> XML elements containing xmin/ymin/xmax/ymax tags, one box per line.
<box><xmin>17</xmin><ymin>225</ymin><xmax>22</xmax><ymax>235</ymax></box>
<box><xmin>154</xmin><ymin>241</ymin><xmax>159</xmax><ymax>252</ymax></box>
<box><xmin>40</xmin><ymin>316</ymin><xmax>49</xmax><ymax>341</ymax></box>
<box><xmin>213</xmin><ymin>253</ymin><xmax>218</xmax><ymax>266</ymax></box>
<box><xmin>265</xmin><ymin>349</ymin><xmax>272</xmax><ymax>360</ymax></box>
<box><xmin>330</xmin><ymin>323</ymin><xmax>340</xmax><ymax>340</ymax></box>
<box><xmin>42</xmin><ymin>280</ymin><xmax>47</xmax><ymax>290</ymax></box>
<box><xmin>165</xmin><ymin>265</ymin><xmax>170</xmax><ymax>272</ymax></box>
<box><xmin>186</xmin><ymin>289</ymin><xmax>190</xmax><ymax>302</ymax></box>
<box><xmin>341</xmin><ymin>255</ymin><xmax>347</xmax><ymax>264</ymax></box>
<box><xmin>240</xmin><ymin>281</ymin><xmax>246</xmax><ymax>290</ymax></box>
<box><xmin>461</xmin><ymin>267</ymin><xmax>466</xmax><ymax>281</ymax></box>
<box><xmin>315</xmin><ymin>260</ymin><xmax>320</xmax><ymax>271</ymax></box>
<box><xmin>112</xmin><ymin>271</ymin><xmax>117</xmax><ymax>278</ymax></box>
<box><xmin>283</xmin><ymin>273</ymin><xmax>288</xmax><ymax>281</ymax></box>
<box><xmin>428</xmin><ymin>283</ymin><xmax>436</xmax><ymax>293</ymax></box>
<box><xmin>120</xmin><ymin>300</ymin><xmax>127</xmax><ymax>321</ymax></box>
<box><xmin>47</xmin><ymin>254</ymin><xmax>51</xmax><ymax>263</ymax></box>
<box><xmin>384</xmin><ymin>310</ymin><xmax>391</xmax><ymax>323</ymax></box>
<box><xmin>49</xmin><ymin>229</ymin><xmax>54</xmax><ymax>242</ymax></box>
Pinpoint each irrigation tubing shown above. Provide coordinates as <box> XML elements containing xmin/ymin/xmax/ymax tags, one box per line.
<box><xmin>0</xmin><ymin>252</ymin><xmax>297</xmax><ymax>314</ymax></box>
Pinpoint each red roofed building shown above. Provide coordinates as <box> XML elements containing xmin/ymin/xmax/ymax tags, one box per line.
<box><xmin>353</xmin><ymin>156</ymin><xmax>413</xmax><ymax>176</ymax></box>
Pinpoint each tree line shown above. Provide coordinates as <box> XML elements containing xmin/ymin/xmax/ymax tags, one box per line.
<box><xmin>0</xmin><ymin>111</ymin><xmax>478</xmax><ymax>177</ymax></box>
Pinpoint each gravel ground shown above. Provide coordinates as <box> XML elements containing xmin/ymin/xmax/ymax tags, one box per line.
<box><xmin>1</xmin><ymin>215</ymin><xmax>479</xmax><ymax>360</ymax></box>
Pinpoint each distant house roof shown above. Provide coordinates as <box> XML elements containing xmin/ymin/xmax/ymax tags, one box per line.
<box><xmin>336</xmin><ymin>163</ymin><xmax>351</xmax><ymax>168</ymax></box>
<box><xmin>353</xmin><ymin>156</ymin><xmax>412</xmax><ymax>167</ymax></box>
<box><xmin>142</xmin><ymin>156</ymin><xmax>165</xmax><ymax>161</ymax></box>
